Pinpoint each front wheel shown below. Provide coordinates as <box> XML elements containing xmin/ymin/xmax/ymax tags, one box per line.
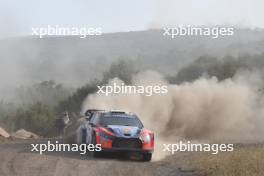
<box><xmin>90</xmin><ymin>134</ymin><xmax>100</xmax><ymax>157</ymax></box>
<box><xmin>142</xmin><ymin>153</ymin><xmax>152</xmax><ymax>162</ymax></box>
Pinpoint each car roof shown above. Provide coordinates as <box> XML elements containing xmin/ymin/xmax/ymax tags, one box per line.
<box><xmin>92</xmin><ymin>110</ymin><xmax>143</xmax><ymax>127</ymax></box>
<box><xmin>99</xmin><ymin>110</ymin><xmax>137</xmax><ymax>118</ymax></box>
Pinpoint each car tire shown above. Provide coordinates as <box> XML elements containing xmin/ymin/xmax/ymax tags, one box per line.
<box><xmin>81</xmin><ymin>128</ymin><xmax>87</xmax><ymax>143</ymax></box>
<box><xmin>142</xmin><ymin>153</ymin><xmax>152</xmax><ymax>162</ymax></box>
<box><xmin>90</xmin><ymin>134</ymin><xmax>99</xmax><ymax>157</ymax></box>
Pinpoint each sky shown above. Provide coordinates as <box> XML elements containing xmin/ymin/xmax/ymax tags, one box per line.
<box><xmin>0</xmin><ymin>0</ymin><xmax>263</xmax><ymax>38</ymax></box>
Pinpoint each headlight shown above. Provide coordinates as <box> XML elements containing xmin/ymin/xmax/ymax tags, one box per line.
<box><xmin>141</xmin><ymin>134</ymin><xmax>151</xmax><ymax>143</ymax></box>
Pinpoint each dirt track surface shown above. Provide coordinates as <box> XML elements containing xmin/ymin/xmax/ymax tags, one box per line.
<box><xmin>0</xmin><ymin>139</ymin><xmax>197</xmax><ymax>176</ymax></box>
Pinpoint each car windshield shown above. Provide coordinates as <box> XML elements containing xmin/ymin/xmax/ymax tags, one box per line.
<box><xmin>99</xmin><ymin>113</ymin><xmax>143</xmax><ymax>128</ymax></box>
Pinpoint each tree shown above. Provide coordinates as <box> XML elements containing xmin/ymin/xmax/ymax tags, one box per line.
<box><xmin>103</xmin><ymin>59</ymin><xmax>137</xmax><ymax>84</ymax></box>
<box><xmin>56</xmin><ymin>81</ymin><xmax>99</xmax><ymax>113</ymax></box>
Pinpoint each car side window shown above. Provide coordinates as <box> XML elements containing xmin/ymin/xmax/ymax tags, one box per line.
<box><xmin>89</xmin><ymin>114</ymin><xmax>95</xmax><ymax>123</ymax></box>
<box><xmin>89</xmin><ymin>113</ymin><xmax>98</xmax><ymax>125</ymax></box>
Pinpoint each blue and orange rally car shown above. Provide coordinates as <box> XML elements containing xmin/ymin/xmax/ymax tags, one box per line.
<box><xmin>77</xmin><ymin>109</ymin><xmax>154</xmax><ymax>161</ymax></box>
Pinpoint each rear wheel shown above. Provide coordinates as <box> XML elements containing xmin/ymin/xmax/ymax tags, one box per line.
<box><xmin>142</xmin><ymin>153</ymin><xmax>152</xmax><ymax>162</ymax></box>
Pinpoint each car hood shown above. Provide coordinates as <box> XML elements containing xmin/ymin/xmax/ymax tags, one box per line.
<box><xmin>106</xmin><ymin>125</ymin><xmax>141</xmax><ymax>138</ymax></box>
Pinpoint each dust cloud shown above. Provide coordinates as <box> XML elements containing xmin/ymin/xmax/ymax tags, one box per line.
<box><xmin>82</xmin><ymin>70</ymin><xmax>264</xmax><ymax>152</ymax></box>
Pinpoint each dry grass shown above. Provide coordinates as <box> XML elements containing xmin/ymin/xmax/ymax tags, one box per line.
<box><xmin>190</xmin><ymin>146</ymin><xmax>264</xmax><ymax>176</ymax></box>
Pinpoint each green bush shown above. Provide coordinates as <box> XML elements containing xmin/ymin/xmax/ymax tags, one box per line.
<box><xmin>14</xmin><ymin>102</ymin><xmax>55</xmax><ymax>136</ymax></box>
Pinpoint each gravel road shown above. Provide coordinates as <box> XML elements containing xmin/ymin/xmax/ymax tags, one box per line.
<box><xmin>0</xmin><ymin>139</ymin><xmax>197</xmax><ymax>176</ymax></box>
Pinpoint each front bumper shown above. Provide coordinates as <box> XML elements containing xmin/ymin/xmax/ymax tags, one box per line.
<box><xmin>102</xmin><ymin>147</ymin><xmax>153</xmax><ymax>153</ymax></box>
<box><xmin>97</xmin><ymin>136</ymin><xmax>154</xmax><ymax>153</ymax></box>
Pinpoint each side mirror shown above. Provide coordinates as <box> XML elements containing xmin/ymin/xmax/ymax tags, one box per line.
<box><xmin>84</xmin><ymin>110</ymin><xmax>92</xmax><ymax>121</ymax></box>
<box><xmin>84</xmin><ymin>111</ymin><xmax>91</xmax><ymax>117</ymax></box>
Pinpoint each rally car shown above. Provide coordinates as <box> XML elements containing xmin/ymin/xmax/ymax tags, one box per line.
<box><xmin>76</xmin><ymin>110</ymin><xmax>154</xmax><ymax>161</ymax></box>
